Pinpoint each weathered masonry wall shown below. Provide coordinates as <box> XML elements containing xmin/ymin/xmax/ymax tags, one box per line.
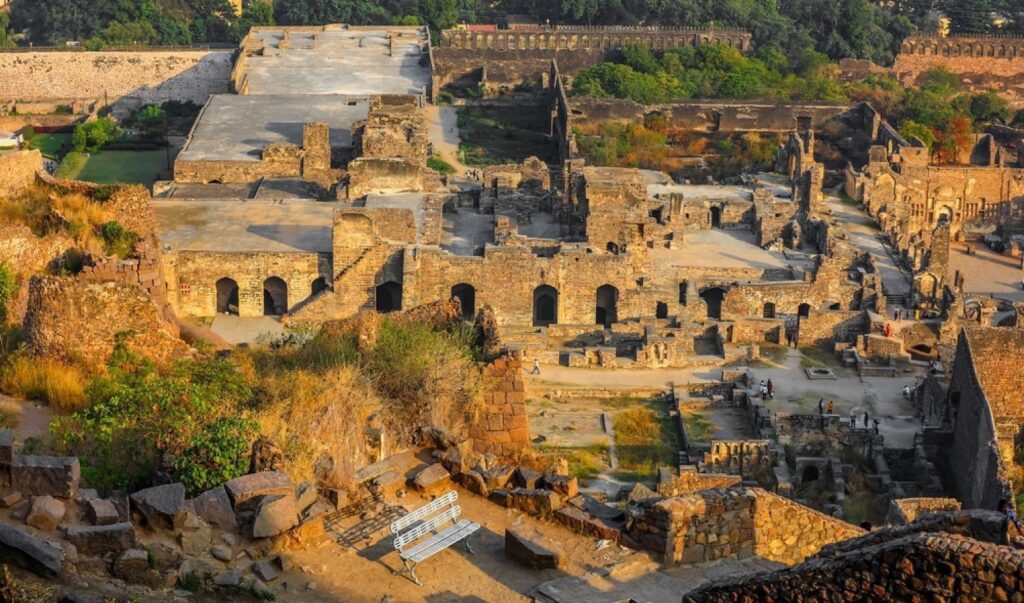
<box><xmin>0</xmin><ymin>51</ymin><xmax>233</xmax><ymax>110</ymax></box>
<box><xmin>568</xmin><ymin>98</ymin><xmax>851</xmax><ymax>133</ymax></box>
<box><xmin>165</xmin><ymin>251</ymin><xmax>329</xmax><ymax>318</ymax></box>
<box><xmin>687</xmin><ymin>532</ymin><xmax>1024</xmax><ymax>602</ymax></box>
<box><xmin>893</xmin><ymin>36</ymin><xmax>1024</xmax><ymax>107</ymax></box>
<box><xmin>0</xmin><ymin>150</ymin><xmax>42</xmax><ymax>199</ymax></box>
<box><xmin>433</xmin><ymin>26</ymin><xmax>750</xmax><ymax>87</ymax></box>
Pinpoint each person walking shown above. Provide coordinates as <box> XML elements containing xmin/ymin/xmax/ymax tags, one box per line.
<box><xmin>863</xmin><ymin>411</ymin><xmax>869</xmax><ymax>428</ymax></box>
<box><xmin>885</xmin><ymin>322</ymin><xmax>892</xmax><ymax>337</ymax></box>
<box><xmin>850</xmin><ymin>409</ymin><xmax>857</xmax><ymax>428</ymax></box>
<box><xmin>873</xmin><ymin>418</ymin><xmax>880</xmax><ymax>435</ymax></box>
<box><xmin>760</xmin><ymin>380</ymin><xmax>768</xmax><ymax>399</ymax></box>
<box><xmin>998</xmin><ymin>499</ymin><xmax>1024</xmax><ymax>535</ymax></box>
<box><xmin>827</xmin><ymin>400</ymin><xmax>834</xmax><ymax>415</ymax></box>
<box><xmin>818</xmin><ymin>398</ymin><xmax>824</xmax><ymax>416</ymax></box>
<box><xmin>531</xmin><ymin>358</ymin><xmax>541</xmax><ymax>375</ymax></box>
<box><xmin>766</xmin><ymin>379</ymin><xmax>774</xmax><ymax>400</ymax></box>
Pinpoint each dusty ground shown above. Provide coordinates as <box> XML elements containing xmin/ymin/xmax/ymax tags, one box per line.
<box><xmin>0</xmin><ymin>394</ymin><xmax>52</xmax><ymax>445</ymax></box>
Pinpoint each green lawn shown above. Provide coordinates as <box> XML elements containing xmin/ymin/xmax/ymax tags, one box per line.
<box><xmin>29</xmin><ymin>133</ymin><xmax>71</xmax><ymax>160</ymax></box>
<box><xmin>58</xmin><ymin>150</ymin><xmax>170</xmax><ymax>187</ymax></box>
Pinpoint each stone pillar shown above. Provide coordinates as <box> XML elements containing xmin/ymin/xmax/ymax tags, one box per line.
<box><xmin>301</xmin><ymin>122</ymin><xmax>333</xmax><ymax>189</ymax></box>
<box><xmin>469</xmin><ymin>353</ymin><xmax>530</xmax><ymax>457</ymax></box>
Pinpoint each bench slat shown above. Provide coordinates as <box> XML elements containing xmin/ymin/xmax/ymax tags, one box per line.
<box><xmin>401</xmin><ymin>520</ymin><xmax>480</xmax><ymax>563</ymax></box>
<box><xmin>390</xmin><ymin>491</ymin><xmax>459</xmax><ymax>534</ymax></box>
<box><xmin>394</xmin><ymin>505</ymin><xmax>461</xmax><ymax>550</ymax></box>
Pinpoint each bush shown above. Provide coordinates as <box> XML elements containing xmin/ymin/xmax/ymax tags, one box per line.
<box><xmin>170</xmin><ymin>417</ymin><xmax>257</xmax><ymax>496</ymax></box>
<box><xmin>0</xmin><ymin>355</ymin><xmax>88</xmax><ymax>413</ymax></box>
<box><xmin>0</xmin><ymin>262</ymin><xmax>14</xmax><ymax>325</ymax></box>
<box><xmin>100</xmin><ymin>220</ymin><xmax>138</xmax><ymax>258</ymax></box>
<box><xmin>427</xmin><ymin>154</ymin><xmax>456</xmax><ymax>175</ymax></box>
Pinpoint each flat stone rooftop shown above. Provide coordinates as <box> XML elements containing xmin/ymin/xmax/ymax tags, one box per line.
<box><xmin>361</xmin><ymin>192</ymin><xmax>427</xmax><ymax>229</ymax></box>
<box><xmin>154</xmin><ymin>200</ymin><xmax>334</xmax><ymax>253</ymax></box>
<box><xmin>177</xmin><ymin>94</ymin><xmax>369</xmax><ymax>163</ymax></box>
<box><xmin>647</xmin><ymin>182</ymin><xmax>753</xmax><ymax>202</ymax></box>
<box><xmin>243</xmin><ymin>28</ymin><xmax>431</xmax><ymax>96</ymax></box>
<box><xmin>652</xmin><ymin>229</ymin><xmax>793</xmax><ymax>271</ymax></box>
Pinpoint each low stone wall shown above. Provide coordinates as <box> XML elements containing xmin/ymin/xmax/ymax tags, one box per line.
<box><xmin>798</xmin><ymin>309</ymin><xmax>865</xmax><ymax>347</ymax></box>
<box><xmin>656</xmin><ymin>468</ymin><xmax>740</xmax><ymax>497</ymax></box>
<box><xmin>0</xmin><ymin>150</ymin><xmax>42</xmax><ymax>199</ymax></box>
<box><xmin>686</xmin><ymin>532</ymin><xmax>1024</xmax><ymax>601</ymax></box>
<box><xmin>628</xmin><ymin>487</ymin><xmax>864</xmax><ymax>566</ymax></box>
<box><xmin>886</xmin><ymin>497</ymin><xmax>962</xmax><ymax>525</ymax></box>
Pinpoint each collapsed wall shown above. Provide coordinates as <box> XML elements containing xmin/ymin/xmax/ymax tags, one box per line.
<box><xmin>0</xmin><ymin>50</ymin><xmax>234</xmax><ymax>111</ymax></box>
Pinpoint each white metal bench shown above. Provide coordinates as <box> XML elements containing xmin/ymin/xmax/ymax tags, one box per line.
<box><xmin>390</xmin><ymin>490</ymin><xmax>480</xmax><ymax>585</ymax></box>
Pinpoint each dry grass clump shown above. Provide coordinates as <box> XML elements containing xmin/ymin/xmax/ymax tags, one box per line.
<box><xmin>255</xmin><ymin>365</ymin><xmax>382</xmax><ymax>484</ymax></box>
<box><xmin>0</xmin><ymin>399</ymin><xmax>21</xmax><ymax>430</ymax></box>
<box><xmin>0</xmin><ymin>184</ymin><xmax>112</xmax><ymax>256</ymax></box>
<box><xmin>0</xmin><ymin>355</ymin><xmax>88</xmax><ymax>413</ymax></box>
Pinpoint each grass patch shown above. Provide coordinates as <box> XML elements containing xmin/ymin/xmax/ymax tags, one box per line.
<box><xmin>456</xmin><ymin>105</ymin><xmax>556</xmax><ymax>166</ymax></box>
<box><xmin>0</xmin><ymin>399</ymin><xmax>22</xmax><ymax>431</ymax></box>
<box><xmin>536</xmin><ymin>444</ymin><xmax>609</xmax><ymax>480</ymax></box>
<box><xmin>750</xmin><ymin>343</ymin><xmax>789</xmax><ymax>367</ymax></box>
<box><xmin>28</xmin><ymin>133</ymin><xmax>71</xmax><ymax>160</ymax></box>
<box><xmin>799</xmin><ymin>345</ymin><xmax>840</xmax><ymax>370</ymax></box>
<box><xmin>427</xmin><ymin>154</ymin><xmax>456</xmax><ymax>175</ymax></box>
<box><xmin>58</xmin><ymin>150</ymin><xmax>169</xmax><ymax>187</ymax></box>
<box><xmin>0</xmin><ymin>355</ymin><xmax>88</xmax><ymax>413</ymax></box>
<box><xmin>682</xmin><ymin>409</ymin><xmax>715</xmax><ymax>442</ymax></box>
<box><xmin>613</xmin><ymin>403</ymin><xmax>678</xmax><ymax>481</ymax></box>
<box><xmin>599</xmin><ymin>395</ymin><xmax>653</xmax><ymax>409</ymax></box>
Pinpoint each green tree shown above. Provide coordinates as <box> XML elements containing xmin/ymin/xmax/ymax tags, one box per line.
<box><xmin>0</xmin><ymin>13</ymin><xmax>17</xmax><ymax>48</ymax></box>
<box><xmin>0</xmin><ymin>262</ymin><xmax>15</xmax><ymax>325</ymax></box>
<box><xmin>420</xmin><ymin>0</ymin><xmax>459</xmax><ymax>32</ymax></box>
<box><xmin>969</xmin><ymin>90</ymin><xmax>1010</xmax><ymax>124</ymax></box>
<box><xmin>899</xmin><ymin>119</ymin><xmax>936</xmax><ymax>149</ymax></box>
<box><xmin>944</xmin><ymin>0</ymin><xmax>994</xmax><ymax>35</ymax></box>
<box><xmin>97</xmin><ymin>19</ymin><xmax>157</xmax><ymax>45</ymax></box>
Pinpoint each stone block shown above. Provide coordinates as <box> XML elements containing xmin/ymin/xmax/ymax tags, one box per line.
<box><xmin>508</xmin><ymin>488</ymin><xmax>563</xmax><ymax>516</ymax></box>
<box><xmin>554</xmin><ymin>507</ymin><xmax>622</xmax><ymax>542</ymax></box>
<box><xmin>0</xmin><ymin>490</ymin><xmax>23</xmax><ymax>507</ymax></box>
<box><xmin>11</xmin><ymin>455</ymin><xmax>80</xmax><ymax>498</ymax></box>
<box><xmin>65</xmin><ymin>522</ymin><xmax>136</xmax><ymax>556</ymax></box>
<box><xmin>373</xmin><ymin>471</ymin><xmax>406</xmax><ymax>500</ymax></box>
<box><xmin>481</xmin><ymin>465</ymin><xmax>515</xmax><ymax>489</ymax></box>
<box><xmin>175</xmin><ymin>510</ymin><xmax>213</xmax><ymax>556</ymax></box>
<box><xmin>412</xmin><ymin>463</ymin><xmax>452</xmax><ymax>496</ymax></box>
<box><xmin>505</xmin><ymin>521</ymin><xmax>563</xmax><ymax>569</ymax></box>
<box><xmin>192</xmin><ymin>485</ymin><xmax>237</xmax><ymax>530</ymax></box>
<box><xmin>456</xmin><ymin>470</ymin><xmax>489</xmax><ymax>497</ymax></box>
<box><xmin>225</xmin><ymin>471</ymin><xmax>293</xmax><ymax>511</ymax></box>
<box><xmin>26</xmin><ymin>495</ymin><xmax>65</xmax><ymax>531</ymax></box>
<box><xmin>86</xmin><ymin>498</ymin><xmax>119</xmax><ymax>526</ymax></box>
<box><xmin>489</xmin><ymin>489</ymin><xmax>510</xmax><ymax>507</ymax></box>
<box><xmin>0</xmin><ymin>523</ymin><xmax>63</xmax><ymax>576</ymax></box>
<box><xmin>253</xmin><ymin>494</ymin><xmax>298</xmax><ymax>539</ymax></box>
<box><xmin>251</xmin><ymin>560</ymin><xmax>279</xmax><ymax>582</ymax></box>
<box><xmin>113</xmin><ymin>548</ymin><xmax>163</xmax><ymax>586</ymax></box>
<box><xmin>130</xmin><ymin>483</ymin><xmax>185</xmax><ymax>530</ymax></box>
<box><xmin>295</xmin><ymin>481</ymin><xmax>318</xmax><ymax>515</ymax></box>
<box><xmin>544</xmin><ymin>475</ymin><xmax>578</xmax><ymax>499</ymax></box>
<box><xmin>514</xmin><ymin>467</ymin><xmax>542</xmax><ymax>489</ymax></box>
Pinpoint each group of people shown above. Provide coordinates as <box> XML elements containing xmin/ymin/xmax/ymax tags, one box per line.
<box><xmin>759</xmin><ymin>379</ymin><xmax>774</xmax><ymax>399</ymax></box>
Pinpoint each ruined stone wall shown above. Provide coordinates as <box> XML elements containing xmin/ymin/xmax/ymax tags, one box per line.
<box><xmin>630</xmin><ymin>487</ymin><xmax>863</xmax><ymax>566</ymax></box>
<box><xmin>657</xmin><ymin>468</ymin><xmax>741</xmax><ymax>497</ymax></box>
<box><xmin>22</xmin><ymin>277</ymin><xmax>191</xmax><ymax>371</ymax></box>
<box><xmin>948</xmin><ymin>329</ymin><xmax>1019</xmax><ymax>510</ymax></box>
<box><xmin>165</xmin><ymin>250</ymin><xmax>328</xmax><ymax>318</ymax></box>
<box><xmin>434</xmin><ymin>26</ymin><xmax>751</xmax><ymax>86</ymax></box>
<box><xmin>468</xmin><ymin>354</ymin><xmax>530</xmax><ymax>457</ymax></box>
<box><xmin>0</xmin><ymin>51</ymin><xmax>233</xmax><ymax>110</ymax></box>
<box><xmin>569</xmin><ymin>98</ymin><xmax>851</xmax><ymax>133</ymax></box>
<box><xmin>893</xmin><ymin>36</ymin><xmax>1024</xmax><ymax>107</ymax></box>
<box><xmin>886</xmin><ymin>497</ymin><xmax>961</xmax><ymax>525</ymax></box>
<box><xmin>174</xmin><ymin>157</ymin><xmax>303</xmax><ymax>184</ymax></box>
<box><xmin>347</xmin><ymin>159</ymin><xmax>442</xmax><ymax>199</ymax></box>
<box><xmin>798</xmin><ymin>309</ymin><xmax>866</xmax><ymax>347</ymax></box>
<box><xmin>686</xmin><ymin>532</ymin><xmax>1024</xmax><ymax>601</ymax></box>
<box><xmin>0</xmin><ymin>150</ymin><xmax>42</xmax><ymax>199</ymax></box>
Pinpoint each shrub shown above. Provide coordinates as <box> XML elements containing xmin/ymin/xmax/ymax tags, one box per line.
<box><xmin>427</xmin><ymin>154</ymin><xmax>455</xmax><ymax>175</ymax></box>
<box><xmin>170</xmin><ymin>416</ymin><xmax>257</xmax><ymax>496</ymax></box>
<box><xmin>0</xmin><ymin>355</ymin><xmax>88</xmax><ymax>413</ymax></box>
<box><xmin>0</xmin><ymin>262</ymin><xmax>14</xmax><ymax>324</ymax></box>
<box><xmin>100</xmin><ymin>220</ymin><xmax>138</xmax><ymax>258</ymax></box>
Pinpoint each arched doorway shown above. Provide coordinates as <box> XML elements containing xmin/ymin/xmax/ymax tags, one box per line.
<box><xmin>263</xmin><ymin>277</ymin><xmax>288</xmax><ymax>316</ymax></box>
<box><xmin>710</xmin><ymin>206</ymin><xmax>721</xmax><ymax>228</ymax></box>
<box><xmin>801</xmin><ymin>465</ymin><xmax>820</xmax><ymax>483</ymax></box>
<box><xmin>798</xmin><ymin>303</ymin><xmax>811</xmax><ymax>318</ymax></box>
<box><xmin>451</xmin><ymin>283</ymin><xmax>476</xmax><ymax>319</ymax></box>
<box><xmin>606</xmin><ymin>242</ymin><xmax>620</xmax><ymax>255</ymax></box>
<box><xmin>700</xmin><ymin>287</ymin><xmax>725</xmax><ymax>320</ymax></box>
<box><xmin>763</xmin><ymin>302</ymin><xmax>776</xmax><ymax>318</ymax></box>
<box><xmin>936</xmin><ymin>206</ymin><xmax>953</xmax><ymax>225</ymax></box>
<box><xmin>376</xmin><ymin>281</ymin><xmax>402</xmax><ymax>313</ymax></box>
<box><xmin>311</xmin><ymin>277</ymin><xmax>328</xmax><ymax>296</ymax></box>
<box><xmin>595</xmin><ymin>285</ymin><xmax>618</xmax><ymax>326</ymax></box>
<box><xmin>533</xmin><ymin>285</ymin><xmax>558</xmax><ymax>326</ymax></box>
<box><xmin>216</xmin><ymin>278</ymin><xmax>239</xmax><ymax>315</ymax></box>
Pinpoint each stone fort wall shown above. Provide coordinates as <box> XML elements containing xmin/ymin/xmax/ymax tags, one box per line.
<box><xmin>433</xmin><ymin>26</ymin><xmax>750</xmax><ymax>87</ymax></box>
<box><xmin>0</xmin><ymin>50</ymin><xmax>234</xmax><ymax>111</ymax></box>
<box><xmin>0</xmin><ymin>150</ymin><xmax>42</xmax><ymax>199</ymax></box>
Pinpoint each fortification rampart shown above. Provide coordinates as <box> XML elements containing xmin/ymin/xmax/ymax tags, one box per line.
<box><xmin>0</xmin><ymin>50</ymin><xmax>234</xmax><ymax>112</ymax></box>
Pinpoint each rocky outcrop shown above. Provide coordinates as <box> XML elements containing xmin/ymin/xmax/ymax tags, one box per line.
<box><xmin>0</xmin><ymin>523</ymin><xmax>63</xmax><ymax>576</ymax></box>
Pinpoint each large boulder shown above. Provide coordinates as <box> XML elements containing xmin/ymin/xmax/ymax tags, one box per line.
<box><xmin>252</xmin><ymin>494</ymin><xmax>299</xmax><ymax>539</ymax></box>
<box><xmin>86</xmin><ymin>498</ymin><xmax>120</xmax><ymax>526</ymax></box>
<box><xmin>174</xmin><ymin>510</ymin><xmax>212</xmax><ymax>556</ymax></box>
<box><xmin>66</xmin><ymin>523</ymin><xmax>137</xmax><ymax>556</ymax></box>
<box><xmin>10</xmin><ymin>456</ymin><xmax>80</xmax><ymax>498</ymax></box>
<box><xmin>192</xmin><ymin>485</ymin><xmax>237</xmax><ymax>530</ymax></box>
<box><xmin>412</xmin><ymin>464</ymin><xmax>452</xmax><ymax>496</ymax></box>
<box><xmin>543</xmin><ymin>475</ymin><xmax>578</xmax><ymax>499</ymax></box>
<box><xmin>508</xmin><ymin>488</ymin><xmax>563</xmax><ymax>516</ymax></box>
<box><xmin>505</xmin><ymin>521</ymin><xmax>563</xmax><ymax>569</ymax></box>
<box><xmin>25</xmin><ymin>495</ymin><xmax>65</xmax><ymax>531</ymax></box>
<box><xmin>224</xmin><ymin>471</ymin><xmax>293</xmax><ymax>512</ymax></box>
<box><xmin>513</xmin><ymin>467</ymin><xmax>542</xmax><ymax>489</ymax></box>
<box><xmin>130</xmin><ymin>483</ymin><xmax>185</xmax><ymax>530</ymax></box>
<box><xmin>0</xmin><ymin>523</ymin><xmax>64</xmax><ymax>576</ymax></box>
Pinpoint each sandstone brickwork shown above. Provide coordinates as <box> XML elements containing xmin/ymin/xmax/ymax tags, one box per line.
<box><xmin>0</xmin><ymin>150</ymin><xmax>42</xmax><ymax>199</ymax></box>
<box><xmin>0</xmin><ymin>51</ymin><xmax>233</xmax><ymax>111</ymax></box>
<box><xmin>469</xmin><ymin>354</ymin><xmax>530</xmax><ymax>457</ymax></box>
<box><xmin>893</xmin><ymin>36</ymin><xmax>1024</xmax><ymax>107</ymax></box>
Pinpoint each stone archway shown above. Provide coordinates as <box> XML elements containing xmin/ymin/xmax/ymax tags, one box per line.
<box><xmin>451</xmin><ymin>283</ymin><xmax>476</xmax><ymax>319</ymax></box>
<box><xmin>596</xmin><ymin>284</ymin><xmax>618</xmax><ymax>327</ymax></box>
<box><xmin>710</xmin><ymin>206</ymin><xmax>721</xmax><ymax>228</ymax></box>
<box><xmin>700</xmin><ymin>287</ymin><xmax>725</xmax><ymax>320</ymax></box>
<box><xmin>263</xmin><ymin>277</ymin><xmax>288</xmax><ymax>316</ymax></box>
<box><xmin>533</xmin><ymin>285</ymin><xmax>558</xmax><ymax>326</ymax></box>
<box><xmin>376</xmin><ymin>281</ymin><xmax>402</xmax><ymax>313</ymax></box>
<box><xmin>311</xmin><ymin>277</ymin><xmax>328</xmax><ymax>296</ymax></box>
<box><xmin>798</xmin><ymin>303</ymin><xmax>811</xmax><ymax>318</ymax></box>
<box><xmin>216</xmin><ymin>278</ymin><xmax>239</xmax><ymax>315</ymax></box>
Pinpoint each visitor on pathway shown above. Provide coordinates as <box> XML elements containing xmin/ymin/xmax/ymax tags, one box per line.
<box><xmin>885</xmin><ymin>322</ymin><xmax>891</xmax><ymax>337</ymax></box>
<box><xmin>818</xmin><ymin>398</ymin><xmax>824</xmax><ymax>415</ymax></box>
<box><xmin>902</xmin><ymin>385</ymin><xmax>911</xmax><ymax>399</ymax></box>
<box><xmin>827</xmin><ymin>401</ymin><xmax>834</xmax><ymax>415</ymax></box>
<box><xmin>998</xmin><ymin>499</ymin><xmax>1024</xmax><ymax>534</ymax></box>
<box><xmin>760</xmin><ymin>380</ymin><xmax>768</xmax><ymax>398</ymax></box>
<box><xmin>863</xmin><ymin>411</ymin><xmax>869</xmax><ymax>428</ymax></box>
<box><xmin>850</xmin><ymin>410</ymin><xmax>857</xmax><ymax>427</ymax></box>
<box><xmin>766</xmin><ymin>379</ymin><xmax>774</xmax><ymax>399</ymax></box>
<box><xmin>873</xmin><ymin>418</ymin><xmax>880</xmax><ymax>434</ymax></box>
<box><xmin>531</xmin><ymin>359</ymin><xmax>540</xmax><ymax>375</ymax></box>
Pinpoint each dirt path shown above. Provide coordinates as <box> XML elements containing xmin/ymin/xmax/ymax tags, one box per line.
<box><xmin>0</xmin><ymin>394</ymin><xmax>53</xmax><ymax>444</ymax></box>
